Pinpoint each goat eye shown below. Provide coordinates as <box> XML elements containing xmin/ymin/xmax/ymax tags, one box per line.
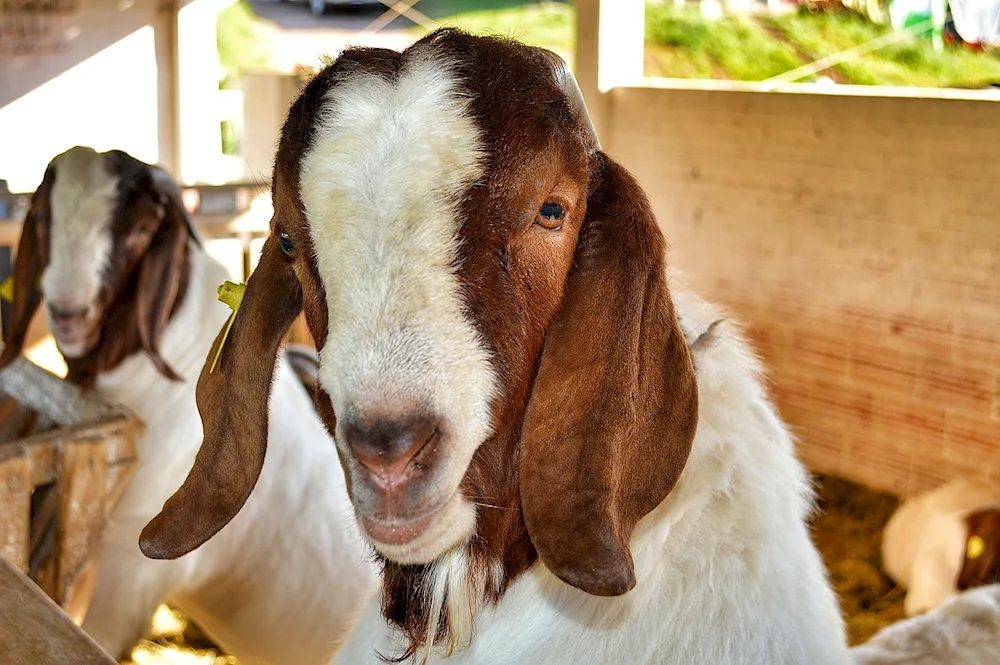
<box><xmin>536</xmin><ymin>202</ymin><xmax>565</xmax><ymax>230</ymax></box>
<box><xmin>279</xmin><ymin>232</ymin><xmax>294</xmax><ymax>255</ymax></box>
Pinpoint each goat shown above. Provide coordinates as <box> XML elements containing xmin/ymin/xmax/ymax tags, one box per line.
<box><xmin>139</xmin><ymin>30</ymin><xmax>850</xmax><ymax>664</ymax></box>
<box><xmin>0</xmin><ymin>146</ymin><xmax>378</xmax><ymax>665</ymax></box>
<box><xmin>881</xmin><ymin>477</ymin><xmax>1000</xmax><ymax>616</ymax></box>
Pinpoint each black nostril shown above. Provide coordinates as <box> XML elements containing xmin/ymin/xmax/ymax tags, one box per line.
<box><xmin>342</xmin><ymin>416</ymin><xmax>439</xmax><ymax>486</ymax></box>
<box><xmin>48</xmin><ymin>304</ymin><xmax>89</xmax><ymax>322</ymax></box>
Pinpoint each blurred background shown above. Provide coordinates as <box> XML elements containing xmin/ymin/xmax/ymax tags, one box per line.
<box><xmin>1</xmin><ymin>1</ymin><xmax>998</xmax><ymax>663</ymax></box>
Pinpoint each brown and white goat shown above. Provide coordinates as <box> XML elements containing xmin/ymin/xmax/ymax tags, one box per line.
<box><xmin>0</xmin><ymin>146</ymin><xmax>377</xmax><ymax>665</ymax></box>
<box><xmin>140</xmin><ymin>30</ymin><xmax>850</xmax><ymax>664</ymax></box>
<box><xmin>881</xmin><ymin>477</ymin><xmax>1000</xmax><ymax>616</ymax></box>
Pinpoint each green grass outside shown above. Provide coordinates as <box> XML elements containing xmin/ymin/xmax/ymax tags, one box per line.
<box><xmin>645</xmin><ymin>3</ymin><xmax>1000</xmax><ymax>87</ymax></box>
<box><xmin>217</xmin><ymin>1</ymin><xmax>271</xmax><ymax>89</ymax></box>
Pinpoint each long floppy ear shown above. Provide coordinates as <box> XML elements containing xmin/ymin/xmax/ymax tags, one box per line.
<box><xmin>0</xmin><ymin>168</ymin><xmax>55</xmax><ymax>370</ymax></box>
<box><xmin>134</xmin><ymin>173</ymin><xmax>198</xmax><ymax>382</ymax></box>
<box><xmin>519</xmin><ymin>153</ymin><xmax>699</xmax><ymax>597</ymax></box>
<box><xmin>139</xmin><ymin>234</ymin><xmax>302</xmax><ymax>559</ymax></box>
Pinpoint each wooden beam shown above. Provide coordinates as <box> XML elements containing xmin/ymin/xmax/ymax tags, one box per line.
<box><xmin>574</xmin><ymin>0</ymin><xmax>646</xmax><ymax>145</ymax></box>
<box><xmin>0</xmin><ymin>554</ymin><xmax>116</xmax><ymax>665</ymax></box>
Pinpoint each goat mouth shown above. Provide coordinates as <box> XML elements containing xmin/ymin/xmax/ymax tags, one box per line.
<box><xmin>361</xmin><ymin>512</ymin><xmax>438</xmax><ymax>546</ymax></box>
<box><xmin>51</xmin><ymin>331</ymin><xmax>98</xmax><ymax>358</ymax></box>
<box><xmin>359</xmin><ymin>493</ymin><xmax>455</xmax><ymax>547</ymax></box>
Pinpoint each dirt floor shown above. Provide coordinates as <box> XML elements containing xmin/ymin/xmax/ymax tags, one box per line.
<box><xmin>121</xmin><ymin>474</ymin><xmax>906</xmax><ymax>664</ymax></box>
<box><xmin>810</xmin><ymin>474</ymin><xmax>907</xmax><ymax>645</ymax></box>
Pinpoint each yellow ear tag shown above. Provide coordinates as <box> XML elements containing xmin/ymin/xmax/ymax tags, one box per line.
<box><xmin>968</xmin><ymin>535</ymin><xmax>986</xmax><ymax>560</ymax></box>
<box><xmin>0</xmin><ymin>273</ymin><xmax>44</xmax><ymax>303</ymax></box>
<box><xmin>209</xmin><ymin>281</ymin><xmax>247</xmax><ymax>374</ymax></box>
<box><xmin>0</xmin><ymin>277</ymin><xmax>14</xmax><ymax>304</ymax></box>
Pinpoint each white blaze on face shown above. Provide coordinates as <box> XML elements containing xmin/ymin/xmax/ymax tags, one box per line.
<box><xmin>41</xmin><ymin>146</ymin><xmax>118</xmax><ymax>356</ymax></box>
<box><xmin>298</xmin><ymin>55</ymin><xmax>496</xmax><ymax>521</ymax></box>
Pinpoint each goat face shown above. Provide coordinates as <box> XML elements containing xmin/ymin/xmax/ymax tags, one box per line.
<box><xmin>142</xmin><ymin>30</ymin><xmax>699</xmax><ymax>601</ymax></box>
<box><xmin>0</xmin><ymin>146</ymin><xmax>196</xmax><ymax>384</ymax></box>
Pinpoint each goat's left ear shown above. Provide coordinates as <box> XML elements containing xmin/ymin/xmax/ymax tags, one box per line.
<box><xmin>134</xmin><ymin>176</ymin><xmax>192</xmax><ymax>381</ymax></box>
<box><xmin>520</xmin><ymin>154</ymin><xmax>699</xmax><ymax>597</ymax></box>
<box><xmin>140</xmin><ymin>233</ymin><xmax>302</xmax><ymax>559</ymax></box>
<box><xmin>0</xmin><ymin>167</ymin><xmax>54</xmax><ymax>370</ymax></box>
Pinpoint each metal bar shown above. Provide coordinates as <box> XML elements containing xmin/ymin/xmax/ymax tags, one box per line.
<box><xmin>360</xmin><ymin>0</ymin><xmax>437</xmax><ymax>37</ymax></box>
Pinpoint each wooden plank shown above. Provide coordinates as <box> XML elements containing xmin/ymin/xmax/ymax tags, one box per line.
<box><xmin>0</xmin><ymin>554</ymin><xmax>116</xmax><ymax>665</ymax></box>
<box><xmin>0</xmin><ymin>454</ymin><xmax>29</xmax><ymax>571</ymax></box>
<box><xmin>56</xmin><ymin>439</ymin><xmax>107</xmax><ymax>605</ymax></box>
<box><xmin>27</xmin><ymin>439</ymin><xmax>57</xmax><ymax>485</ymax></box>
<box><xmin>104</xmin><ymin>463</ymin><xmax>136</xmax><ymax>521</ymax></box>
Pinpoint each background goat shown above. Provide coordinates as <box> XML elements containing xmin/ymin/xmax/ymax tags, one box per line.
<box><xmin>881</xmin><ymin>477</ymin><xmax>1000</xmax><ymax>616</ymax></box>
<box><xmin>140</xmin><ymin>30</ymin><xmax>850</xmax><ymax>664</ymax></box>
<box><xmin>0</xmin><ymin>146</ymin><xmax>377</xmax><ymax>664</ymax></box>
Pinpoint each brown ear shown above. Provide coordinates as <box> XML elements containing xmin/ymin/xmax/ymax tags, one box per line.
<box><xmin>134</xmin><ymin>187</ymin><xmax>191</xmax><ymax>382</ymax></box>
<box><xmin>0</xmin><ymin>168</ymin><xmax>54</xmax><ymax>370</ymax></box>
<box><xmin>519</xmin><ymin>154</ymin><xmax>699</xmax><ymax>597</ymax></box>
<box><xmin>139</xmin><ymin>234</ymin><xmax>302</xmax><ymax>559</ymax></box>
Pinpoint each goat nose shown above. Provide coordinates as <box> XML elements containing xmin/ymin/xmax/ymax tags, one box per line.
<box><xmin>47</xmin><ymin>302</ymin><xmax>89</xmax><ymax>323</ymax></box>
<box><xmin>342</xmin><ymin>417</ymin><xmax>438</xmax><ymax>489</ymax></box>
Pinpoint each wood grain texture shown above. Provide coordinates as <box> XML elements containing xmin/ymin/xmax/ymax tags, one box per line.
<box><xmin>608</xmin><ymin>86</ymin><xmax>1000</xmax><ymax>497</ymax></box>
<box><xmin>0</xmin><ymin>554</ymin><xmax>115</xmax><ymax>665</ymax></box>
<box><xmin>0</xmin><ymin>454</ymin><xmax>30</xmax><ymax>570</ymax></box>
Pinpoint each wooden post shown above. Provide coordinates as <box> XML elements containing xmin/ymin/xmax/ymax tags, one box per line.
<box><xmin>574</xmin><ymin>0</ymin><xmax>646</xmax><ymax>147</ymax></box>
<box><xmin>0</xmin><ymin>452</ymin><xmax>30</xmax><ymax>571</ymax></box>
<box><xmin>0</xmin><ymin>554</ymin><xmax>116</xmax><ymax>664</ymax></box>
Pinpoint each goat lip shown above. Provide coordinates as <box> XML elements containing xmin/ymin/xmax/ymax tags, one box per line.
<box><xmin>51</xmin><ymin>332</ymin><xmax>94</xmax><ymax>358</ymax></box>
<box><xmin>359</xmin><ymin>501</ymin><xmax>448</xmax><ymax>546</ymax></box>
<box><xmin>361</xmin><ymin>513</ymin><xmax>435</xmax><ymax>546</ymax></box>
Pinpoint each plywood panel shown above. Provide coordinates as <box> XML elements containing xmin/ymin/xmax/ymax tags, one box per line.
<box><xmin>608</xmin><ymin>86</ymin><xmax>1000</xmax><ymax>496</ymax></box>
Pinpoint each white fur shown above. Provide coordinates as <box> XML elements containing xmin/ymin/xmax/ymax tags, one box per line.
<box><xmin>331</xmin><ymin>281</ymin><xmax>852</xmax><ymax>665</ymax></box>
<box><xmin>299</xmin><ymin>55</ymin><xmax>496</xmax><ymax>565</ymax></box>
<box><xmin>882</xmin><ymin>477</ymin><xmax>1000</xmax><ymax>616</ymax></box>
<box><xmin>43</xmin><ymin>146</ymin><xmax>117</xmax><ymax>357</ymax></box>
<box><xmin>75</xmin><ymin>244</ymin><xmax>379</xmax><ymax>664</ymax></box>
<box><xmin>850</xmin><ymin>584</ymin><xmax>1000</xmax><ymax>665</ymax></box>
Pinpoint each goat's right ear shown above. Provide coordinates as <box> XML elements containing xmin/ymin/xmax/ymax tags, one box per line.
<box><xmin>139</xmin><ymin>233</ymin><xmax>302</xmax><ymax>559</ymax></box>
<box><xmin>0</xmin><ymin>168</ymin><xmax>54</xmax><ymax>370</ymax></box>
<box><xmin>519</xmin><ymin>154</ymin><xmax>699</xmax><ymax>597</ymax></box>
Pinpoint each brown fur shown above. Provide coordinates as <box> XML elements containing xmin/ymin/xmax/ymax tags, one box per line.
<box><xmin>140</xmin><ymin>29</ymin><xmax>699</xmax><ymax>660</ymax></box>
<box><xmin>0</xmin><ymin>149</ymin><xmax>197</xmax><ymax>388</ymax></box>
<box><xmin>958</xmin><ymin>510</ymin><xmax>1000</xmax><ymax>590</ymax></box>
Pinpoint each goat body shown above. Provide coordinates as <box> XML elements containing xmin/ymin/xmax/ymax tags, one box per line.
<box><xmin>1</xmin><ymin>147</ymin><xmax>378</xmax><ymax>665</ymax></box>
<box><xmin>882</xmin><ymin>477</ymin><xmax>1000</xmax><ymax>616</ymax></box>
<box><xmin>83</xmin><ymin>248</ymin><xmax>377</xmax><ymax>664</ymax></box>
<box><xmin>330</xmin><ymin>286</ymin><xmax>850</xmax><ymax>664</ymax></box>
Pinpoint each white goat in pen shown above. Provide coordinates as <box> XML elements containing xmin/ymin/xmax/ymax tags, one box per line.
<box><xmin>0</xmin><ymin>146</ymin><xmax>378</xmax><ymax>665</ymax></box>
<box><xmin>136</xmin><ymin>28</ymin><xmax>1000</xmax><ymax>665</ymax></box>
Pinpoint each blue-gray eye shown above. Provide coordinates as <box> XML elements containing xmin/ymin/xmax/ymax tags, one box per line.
<box><xmin>536</xmin><ymin>202</ymin><xmax>565</xmax><ymax>229</ymax></box>
<box><xmin>279</xmin><ymin>232</ymin><xmax>294</xmax><ymax>255</ymax></box>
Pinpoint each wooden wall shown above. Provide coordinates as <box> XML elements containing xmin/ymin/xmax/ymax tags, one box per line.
<box><xmin>607</xmin><ymin>84</ymin><xmax>1000</xmax><ymax>496</ymax></box>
